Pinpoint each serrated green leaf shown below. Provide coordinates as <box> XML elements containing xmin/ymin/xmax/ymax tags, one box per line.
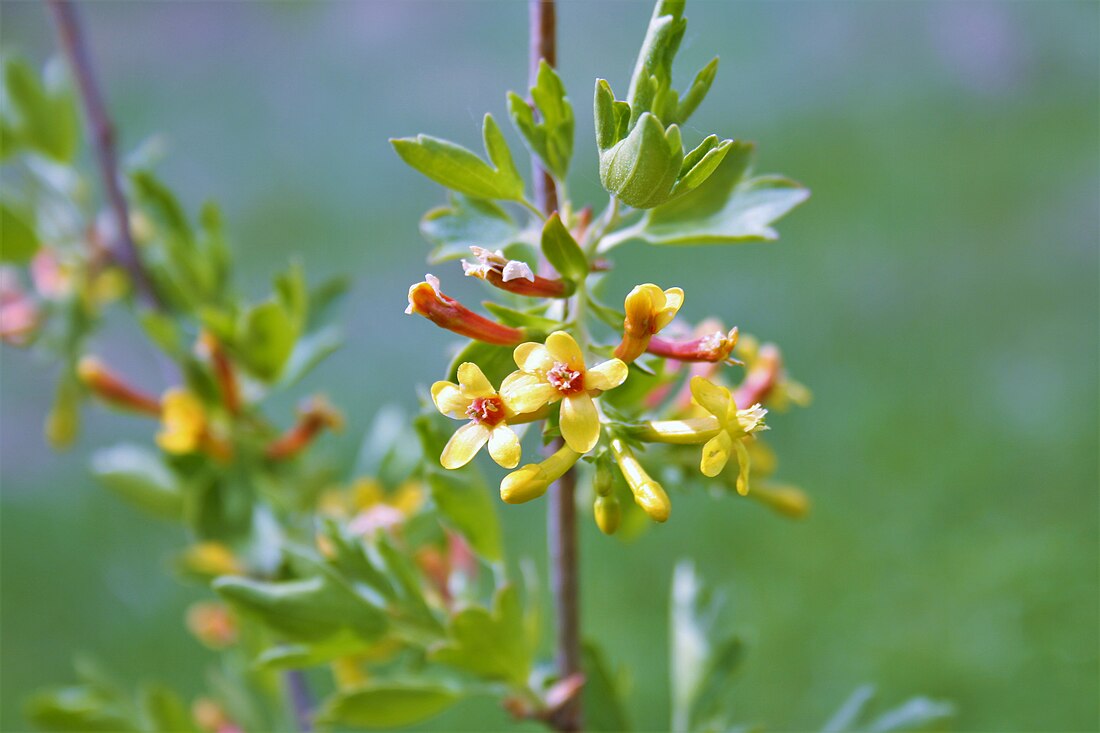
<box><xmin>540</xmin><ymin>212</ymin><xmax>587</xmax><ymax>281</ymax></box>
<box><xmin>91</xmin><ymin>444</ymin><xmax>183</xmax><ymax>520</ymax></box>
<box><xmin>0</xmin><ymin>201</ymin><xmax>40</xmax><ymax>263</ymax></box>
<box><xmin>431</xmin><ymin>586</ymin><xmax>530</xmax><ymax>685</ymax></box>
<box><xmin>420</xmin><ymin>194</ymin><xmax>521</xmax><ymax>263</ymax></box>
<box><xmin>317</xmin><ymin>682</ymin><xmax>462</xmax><ymax>728</ymax></box>
<box><xmin>638</xmin><ymin>141</ymin><xmax>808</xmax><ymax>246</ymax></box>
<box><xmin>583</xmin><ymin>641</ymin><xmax>632</xmax><ymax>732</ymax></box>
<box><xmin>391</xmin><ymin>114</ymin><xmax>525</xmax><ymax>201</ymax></box>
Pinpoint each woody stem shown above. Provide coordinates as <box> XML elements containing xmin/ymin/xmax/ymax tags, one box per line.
<box><xmin>530</xmin><ymin>1</ymin><xmax>583</xmax><ymax>731</ymax></box>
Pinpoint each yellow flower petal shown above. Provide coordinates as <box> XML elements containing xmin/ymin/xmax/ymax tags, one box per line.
<box><xmin>546</xmin><ymin>331</ymin><xmax>584</xmax><ymax>369</ymax></box>
<box><xmin>700</xmin><ymin>430</ymin><xmax>733</xmax><ymax>477</ymax></box>
<box><xmin>431</xmin><ymin>380</ymin><xmax>469</xmax><ymax>418</ymax></box>
<box><xmin>501</xmin><ymin>371</ymin><xmax>560</xmax><ymax>413</ymax></box>
<box><xmin>584</xmin><ymin>358</ymin><xmax>629</xmax><ymax>392</ymax></box>
<box><xmin>560</xmin><ymin>391</ymin><xmax>600</xmax><ymax>453</ymax></box>
<box><xmin>440</xmin><ymin>421</ymin><xmax>490</xmax><ymax>469</ymax></box>
<box><xmin>733</xmin><ymin>439</ymin><xmax>752</xmax><ymax>496</ymax></box>
<box><xmin>457</xmin><ymin>362</ymin><xmax>495</xmax><ymax>398</ymax></box>
<box><xmin>487</xmin><ymin>425</ymin><xmax>521</xmax><ymax>469</ymax></box>
<box><xmin>655</xmin><ymin>287</ymin><xmax>684</xmax><ymax>331</ymax></box>
<box><xmin>514</xmin><ymin>342</ymin><xmax>554</xmax><ymax>372</ymax></box>
<box><xmin>157</xmin><ymin>388</ymin><xmax>206</xmax><ymax>454</ymax></box>
<box><xmin>690</xmin><ymin>376</ymin><xmax>732</xmax><ymax>423</ymax></box>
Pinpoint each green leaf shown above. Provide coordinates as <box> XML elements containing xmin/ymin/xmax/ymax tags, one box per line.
<box><xmin>445</xmin><ymin>339</ymin><xmax>517</xmax><ymax>389</ymax></box>
<box><xmin>213</xmin><ymin>558</ymin><xmax>387</xmax><ymax>644</ymax></box>
<box><xmin>868</xmin><ymin>697</ymin><xmax>955</xmax><ymax>732</ymax></box>
<box><xmin>274</xmin><ymin>260</ymin><xmax>309</xmax><ymax>332</ymax></box>
<box><xmin>626</xmin><ymin>1</ymin><xmax>687</xmax><ymax>125</ymax></box>
<box><xmin>507</xmin><ymin>60</ymin><xmax>574</xmax><ymax>180</ymax></box>
<box><xmin>4</xmin><ymin>57</ymin><xmax>79</xmax><ymax>162</ymax></box>
<box><xmin>639</xmin><ymin>142</ymin><xmax>809</xmax><ymax>246</ymax></box>
<box><xmin>415</xmin><ymin>414</ymin><xmax>503</xmax><ymax>562</ymax></box>
<box><xmin>391</xmin><ymin>114</ymin><xmax>525</xmax><ymax>201</ymax></box>
<box><xmin>138</xmin><ymin>311</ymin><xmax>184</xmax><ymax>357</ymax></box>
<box><xmin>306</xmin><ymin>275</ymin><xmax>350</xmax><ymax>330</ymax></box>
<box><xmin>236</xmin><ymin>301</ymin><xmax>296</xmax><ymax>381</ymax></box>
<box><xmin>91</xmin><ymin>444</ymin><xmax>183</xmax><ymax>520</ymax></box>
<box><xmin>821</xmin><ymin>686</ymin><xmax>876</xmax><ymax>733</ymax></box>
<box><xmin>583</xmin><ymin>642</ymin><xmax>631</xmax><ymax>732</ymax></box>
<box><xmin>482</xmin><ymin>301</ymin><xmax>560</xmax><ymax>332</ymax></box>
<box><xmin>430</xmin><ymin>586</ymin><xmax>530</xmax><ymax>685</ymax></box>
<box><xmin>0</xmin><ymin>201</ymin><xmax>40</xmax><ymax>263</ymax></box>
<box><xmin>677</xmin><ymin>57</ymin><xmax>719</xmax><ymax>124</ymax></box>
<box><xmin>279</xmin><ymin>325</ymin><xmax>344</xmax><ymax>388</ymax></box>
<box><xmin>317</xmin><ymin>682</ymin><xmax>462</xmax><ymax>728</ymax></box>
<box><xmin>139</xmin><ymin>684</ymin><xmax>195</xmax><ymax>733</ymax></box>
<box><xmin>540</xmin><ymin>212</ymin><xmax>587</xmax><ymax>281</ymax></box>
<box><xmin>420</xmin><ymin>194</ymin><xmax>521</xmax><ymax>263</ymax></box>
<box><xmin>24</xmin><ymin>686</ymin><xmax>138</xmax><ymax>732</ymax></box>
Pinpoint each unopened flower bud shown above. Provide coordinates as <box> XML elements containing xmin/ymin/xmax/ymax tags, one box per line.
<box><xmin>747</xmin><ymin>482</ymin><xmax>809</xmax><ymax>519</ymax></box>
<box><xmin>500</xmin><ymin>444</ymin><xmax>582</xmax><ymax>504</ymax></box>
<box><xmin>594</xmin><ymin>494</ymin><xmax>621</xmax><ymax>535</ymax></box>
<box><xmin>77</xmin><ymin>356</ymin><xmax>162</xmax><ymax>416</ymax></box>
<box><xmin>610</xmin><ymin>438</ymin><xmax>670</xmax><ymax>522</ymax></box>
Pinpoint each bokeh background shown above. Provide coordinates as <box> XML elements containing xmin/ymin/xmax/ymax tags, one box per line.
<box><xmin>2</xmin><ymin>1</ymin><xmax>1097</xmax><ymax>731</ymax></box>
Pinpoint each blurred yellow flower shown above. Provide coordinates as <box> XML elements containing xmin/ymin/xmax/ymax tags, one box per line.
<box><xmin>501</xmin><ymin>331</ymin><xmax>627</xmax><ymax>453</ymax></box>
<box><xmin>157</xmin><ymin>388</ymin><xmax>207</xmax><ymax>454</ymax></box>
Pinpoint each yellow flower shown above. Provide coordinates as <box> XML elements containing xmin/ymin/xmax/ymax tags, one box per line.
<box><xmin>733</xmin><ymin>334</ymin><xmax>812</xmax><ymax>411</ymax></box>
<box><xmin>432</xmin><ymin>363</ymin><xmax>522</xmax><ymax>469</ymax></box>
<box><xmin>614</xmin><ymin>284</ymin><xmax>684</xmax><ymax>363</ymax></box>
<box><xmin>157</xmin><ymin>388</ymin><xmax>207</xmax><ymax>454</ymax></box>
<box><xmin>499</xmin><ymin>443</ymin><xmax>582</xmax><ymax>504</ymax></box>
<box><xmin>690</xmin><ymin>376</ymin><xmax>768</xmax><ymax>494</ymax></box>
<box><xmin>501</xmin><ymin>331</ymin><xmax>628</xmax><ymax>453</ymax></box>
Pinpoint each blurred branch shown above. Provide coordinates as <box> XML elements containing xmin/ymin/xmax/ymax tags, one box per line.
<box><xmin>46</xmin><ymin>0</ymin><xmax>161</xmax><ymax>309</ymax></box>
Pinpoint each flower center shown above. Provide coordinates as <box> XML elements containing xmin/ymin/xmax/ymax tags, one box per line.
<box><xmin>547</xmin><ymin>362</ymin><xmax>585</xmax><ymax>395</ymax></box>
<box><xmin>466</xmin><ymin>396</ymin><xmax>506</xmax><ymax>426</ymax></box>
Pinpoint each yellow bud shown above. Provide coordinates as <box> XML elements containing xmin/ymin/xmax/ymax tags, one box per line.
<box><xmin>45</xmin><ymin>377</ymin><xmax>80</xmax><ymax>449</ymax></box>
<box><xmin>181</xmin><ymin>541</ymin><xmax>241</xmax><ymax>576</ymax></box>
<box><xmin>610</xmin><ymin>438</ymin><xmax>671</xmax><ymax>523</ymax></box>
<box><xmin>749</xmin><ymin>483</ymin><xmax>810</xmax><ymax>519</ymax></box>
<box><xmin>500</xmin><ymin>444</ymin><xmax>582</xmax><ymax>504</ymax></box>
<box><xmin>594</xmin><ymin>495</ymin><xmax>621</xmax><ymax>535</ymax></box>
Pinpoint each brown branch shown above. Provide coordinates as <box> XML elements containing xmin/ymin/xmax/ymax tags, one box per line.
<box><xmin>530</xmin><ymin>2</ymin><xmax>582</xmax><ymax>731</ymax></box>
<box><xmin>46</xmin><ymin>0</ymin><xmax>161</xmax><ymax>309</ymax></box>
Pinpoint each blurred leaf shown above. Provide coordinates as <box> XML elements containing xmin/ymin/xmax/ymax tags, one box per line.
<box><xmin>306</xmin><ymin>275</ymin><xmax>350</xmax><ymax>329</ymax></box>
<box><xmin>25</xmin><ymin>686</ymin><xmax>138</xmax><ymax>732</ymax></box>
<box><xmin>541</xmin><ymin>212</ymin><xmax>588</xmax><ymax>281</ymax></box>
<box><xmin>137</xmin><ymin>310</ymin><xmax>183</xmax><ymax>357</ymax></box>
<box><xmin>0</xmin><ymin>201</ymin><xmax>40</xmax><ymax>263</ymax></box>
<box><xmin>421</xmin><ymin>194</ymin><xmax>521</xmax><ymax>263</ymax></box>
<box><xmin>236</xmin><ymin>300</ymin><xmax>296</xmax><ymax>381</ymax></box>
<box><xmin>431</xmin><ymin>586</ymin><xmax>530</xmax><ymax>685</ymax></box>
<box><xmin>316</xmin><ymin>682</ymin><xmax>463</xmax><ymax>728</ymax></box>
<box><xmin>821</xmin><ymin>685</ymin><xmax>876</xmax><ymax>733</ymax></box>
<box><xmin>415</xmin><ymin>414</ymin><xmax>503</xmax><ymax>561</ymax></box>
<box><xmin>279</xmin><ymin>325</ymin><xmax>344</xmax><ymax>388</ymax></box>
<box><xmin>139</xmin><ymin>684</ymin><xmax>195</xmax><ymax>733</ymax></box>
<box><xmin>91</xmin><ymin>444</ymin><xmax>183</xmax><ymax>520</ymax></box>
<box><xmin>868</xmin><ymin>697</ymin><xmax>955</xmax><ymax>732</ymax></box>
<box><xmin>274</xmin><ymin>261</ymin><xmax>309</xmax><ymax>332</ymax></box>
<box><xmin>670</xmin><ymin>560</ymin><xmax>743</xmax><ymax>733</ymax></box>
<box><xmin>507</xmin><ymin>59</ymin><xmax>574</xmax><ymax>180</ymax></box>
<box><xmin>638</xmin><ymin>143</ymin><xmax>809</xmax><ymax>246</ymax></box>
<box><xmin>213</xmin><ymin>556</ymin><xmax>387</xmax><ymax>644</ymax></box>
<box><xmin>391</xmin><ymin>114</ymin><xmax>524</xmax><ymax>201</ymax></box>
<box><xmin>583</xmin><ymin>641</ymin><xmax>631</xmax><ymax>732</ymax></box>
<box><xmin>184</xmin><ymin>472</ymin><xmax>254</xmax><ymax>541</ymax></box>
<box><xmin>4</xmin><ymin>56</ymin><xmax>78</xmax><ymax>162</ymax></box>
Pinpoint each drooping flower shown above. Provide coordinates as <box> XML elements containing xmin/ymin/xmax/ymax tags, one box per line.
<box><xmin>690</xmin><ymin>376</ymin><xmax>768</xmax><ymax>493</ymax></box>
<box><xmin>613</xmin><ymin>283</ymin><xmax>684</xmax><ymax>363</ymax></box>
<box><xmin>501</xmin><ymin>331</ymin><xmax>627</xmax><ymax>453</ymax></box>
<box><xmin>647</xmin><ymin>324</ymin><xmax>739</xmax><ymax>363</ymax></box>
<box><xmin>406</xmin><ymin>274</ymin><xmax>524</xmax><ymax>345</ymax></box>
<box><xmin>733</xmin><ymin>334</ymin><xmax>812</xmax><ymax>411</ymax></box>
<box><xmin>432</xmin><ymin>362</ymin><xmax>522</xmax><ymax>469</ymax></box>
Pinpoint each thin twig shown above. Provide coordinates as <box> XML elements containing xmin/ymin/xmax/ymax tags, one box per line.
<box><xmin>285</xmin><ymin>669</ymin><xmax>314</xmax><ymax>732</ymax></box>
<box><xmin>46</xmin><ymin>0</ymin><xmax>161</xmax><ymax>308</ymax></box>
<box><xmin>530</xmin><ymin>1</ymin><xmax>583</xmax><ymax>731</ymax></box>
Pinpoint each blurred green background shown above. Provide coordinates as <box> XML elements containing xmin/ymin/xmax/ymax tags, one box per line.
<box><xmin>1</xmin><ymin>1</ymin><xmax>1097</xmax><ymax>731</ymax></box>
